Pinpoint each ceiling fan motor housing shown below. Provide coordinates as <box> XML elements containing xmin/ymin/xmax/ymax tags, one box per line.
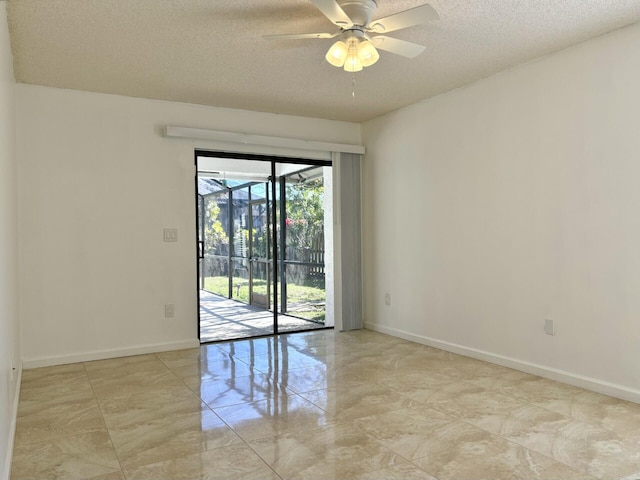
<box><xmin>337</xmin><ymin>0</ymin><xmax>377</xmax><ymax>27</ymax></box>
<box><xmin>344</xmin><ymin>28</ymin><xmax>366</xmax><ymax>44</ymax></box>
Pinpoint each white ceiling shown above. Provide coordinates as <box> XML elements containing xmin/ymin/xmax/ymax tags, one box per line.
<box><xmin>6</xmin><ymin>1</ymin><xmax>640</xmax><ymax>123</ymax></box>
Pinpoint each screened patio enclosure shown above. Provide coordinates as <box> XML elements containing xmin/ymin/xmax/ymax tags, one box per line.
<box><xmin>197</xmin><ymin>154</ymin><xmax>333</xmax><ymax>342</ymax></box>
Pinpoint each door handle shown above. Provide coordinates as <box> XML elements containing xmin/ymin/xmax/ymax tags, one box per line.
<box><xmin>198</xmin><ymin>241</ymin><xmax>204</xmax><ymax>259</ymax></box>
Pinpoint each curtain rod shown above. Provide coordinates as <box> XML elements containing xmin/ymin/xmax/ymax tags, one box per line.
<box><xmin>165</xmin><ymin>126</ymin><xmax>365</xmax><ymax>155</ymax></box>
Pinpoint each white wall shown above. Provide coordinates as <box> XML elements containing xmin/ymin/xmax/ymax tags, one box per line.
<box><xmin>0</xmin><ymin>4</ymin><xmax>20</xmax><ymax>478</ymax></box>
<box><xmin>362</xmin><ymin>23</ymin><xmax>640</xmax><ymax>401</ymax></box>
<box><xmin>16</xmin><ymin>85</ymin><xmax>360</xmax><ymax>366</ymax></box>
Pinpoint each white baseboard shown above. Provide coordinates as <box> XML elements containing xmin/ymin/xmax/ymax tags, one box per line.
<box><xmin>4</xmin><ymin>361</ymin><xmax>22</xmax><ymax>480</ymax></box>
<box><xmin>364</xmin><ymin>322</ymin><xmax>640</xmax><ymax>404</ymax></box>
<box><xmin>22</xmin><ymin>339</ymin><xmax>200</xmax><ymax>369</ymax></box>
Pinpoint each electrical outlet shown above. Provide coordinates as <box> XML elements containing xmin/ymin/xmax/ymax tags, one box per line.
<box><xmin>165</xmin><ymin>304</ymin><xmax>175</xmax><ymax>318</ymax></box>
<box><xmin>544</xmin><ymin>318</ymin><xmax>554</xmax><ymax>335</ymax></box>
<box><xmin>385</xmin><ymin>293</ymin><xmax>391</xmax><ymax>306</ymax></box>
<box><xmin>163</xmin><ymin>228</ymin><xmax>178</xmax><ymax>242</ymax></box>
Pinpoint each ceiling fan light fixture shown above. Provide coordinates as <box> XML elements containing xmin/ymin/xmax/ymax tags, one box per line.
<box><xmin>357</xmin><ymin>40</ymin><xmax>379</xmax><ymax>67</ymax></box>
<box><xmin>343</xmin><ymin>43</ymin><xmax>363</xmax><ymax>72</ymax></box>
<box><xmin>325</xmin><ymin>40</ymin><xmax>348</xmax><ymax>67</ymax></box>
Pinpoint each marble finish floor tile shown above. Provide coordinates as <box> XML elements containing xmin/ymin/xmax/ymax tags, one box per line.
<box><xmin>455</xmin><ymin>360</ymin><xmax>535</xmax><ymax>387</ymax></box>
<box><xmin>248</xmin><ymin>423</ymin><xmax>408</xmax><ymax>480</ymax></box>
<box><xmin>348</xmin><ymin>463</ymin><xmax>438</xmax><ymax>480</ymax></box>
<box><xmin>533</xmin><ymin>387</ymin><xmax>640</xmax><ymax>439</ymax></box>
<box><xmin>238</xmin><ymin>349</ymin><xmax>328</xmax><ymax>374</ymax></box>
<box><xmin>214</xmin><ymin>337</ymin><xmax>280</xmax><ymax>358</ymax></box>
<box><xmin>20</xmin><ymin>362</ymin><xmax>88</xmax><ymax>388</ymax></box>
<box><xmin>123</xmin><ymin>443</ymin><xmax>281</xmax><ymax>480</ymax></box>
<box><xmin>372</xmin><ymin>351</ymin><xmax>462</xmax><ymax>376</ymax></box>
<box><xmin>277</xmin><ymin>330</ymin><xmax>335</xmax><ymax>350</ymax></box>
<box><xmin>271</xmin><ymin>364</ymin><xmax>334</xmax><ymax>393</ymax></box>
<box><xmin>395</xmin><ymin>379</ymin><xmax>488</xmax><ymax>408</ymax></box>
<box><xmin>89</xmin><ymin>368</ymin><xmax>185</xmax><ymax>399</ymax></box>
<box><xmin>15</xmin><ymin>395</ymin><xmax>106</xmax><ymax>444</ymax></box>
<box><xmin>18</xmin><ymin>374</ymin><xmax>95</xmax><ymax>408</ymax></box>
<box><xmin>195</xmin><ymin>372</ymin><xmax>282</xmax><ymax>408</ymax></box>
<box><xmin>170</xmin><ymin>357</ymin><xmax>255</xmax><ymax>388</ymax></box>
<box><xmin>11</xmin><ymin>431</ymin><xmax>121</xmax><ymax>480</ymax></box>
<box><xmin>84</xmin><ymin>354</ymin><xmax>163</xmax><ymax>374</ymax></box>
<box><xmin>298</xmin><ymin>382</ymin><xmax>419</xmax><ymax>421</ymax></box>
<box><xmin>108</xmin><ymin>408</ymin><xmax>242</xmax><ymax>469</ymax></box>
<box><xmin>11</xmin><ymin>329</ymin><xmax>640</xmax><ymax>480</ymax></box>
<box><xmin>504</xmin><ymin>414</ymin><xmax>640</xmax><ymax>479</ymax></box>
<box><xmin>410</xmin><ymin>433</ymin><xmax>591</xmax><ymax>480</ymax></box>
<box><xmin>379</xmin><ymin>370</ymin><xmax>462</xmax><ymax>396</ymax></box>
<box><xmin>88</xmin><ymin>471</ymin><xmax>126</xmax><ymax>480</ymax></box>
<box><xmin>17</xmin><ymin>371</ymin><xmax>95</xmax><ymax>414</ymax></box>
<box><xmin>490</xmin><ymin>403</ymin><xmax>577</xmax><ymax>445</ymax></box>
<box><xmin>353</xmin><ymin>404</ymin><xmax>498</xmax><ymax>461</ymax></box>
<box><xmin>619</xmin><ymin>472</ymin><xmax>640</xmax><ymax>480</ymax></box>
<box><xmin>464</xmin><ymin>367</ymin><xmax>543</xmax><ymax>393</ymax></box>
<box><xmin>427</xmin><ymin>384</ymin><xmax>530</xmax><ymax>433</ymax></box>
<box><xmin>156</xmin><ymin>346</ymin><xmax>232</xmax><ymax>369</ymax></box>
<box><xmin>97</xmin><ymin>384</ymin><xmax>209</xmax><ymax>428</ymax></box>
<box><xmin>214</xmin><ymin>393</ymin><xmax>333</xmax><ymax>442</ymax></box>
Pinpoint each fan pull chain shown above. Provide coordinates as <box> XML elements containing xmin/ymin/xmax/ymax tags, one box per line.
<box><xmin>351</xmin><ymin>74</ymin><xmax>357</xmax><ymax>98</ymax></box>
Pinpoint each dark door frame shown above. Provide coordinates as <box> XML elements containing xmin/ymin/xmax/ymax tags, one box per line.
<box><xmin>195</xmin><ymin>150</ymin><xmax>332</xmax><ymax>342</ymax></box>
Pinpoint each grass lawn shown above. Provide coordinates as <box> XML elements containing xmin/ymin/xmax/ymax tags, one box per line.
<box><xmin>203</xmin><ymin>276</ymin><xmax>326</xmax><ymax>322</ymax></box>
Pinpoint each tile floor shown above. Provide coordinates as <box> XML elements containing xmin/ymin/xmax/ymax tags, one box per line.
<box><xmin>10</xmin><ymin>329</ymin><xmax>640</xmax><ymax>480</ymax></box>
<box><xmin>199</xmin><ymin>291</ymin><xmax>326</xmax><ymax>342</ymax></box>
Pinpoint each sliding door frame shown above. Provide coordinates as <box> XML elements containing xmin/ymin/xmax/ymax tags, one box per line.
<box><xmin>195</xmin><ymin>150</ymin><xmax>332</xmax><ymax>341</ymax></box>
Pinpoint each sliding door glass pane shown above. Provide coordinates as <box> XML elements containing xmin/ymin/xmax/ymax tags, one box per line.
<box><xmin>203</xmin><ymin>192</ymin><xmax>229</xmax><ymax>296</ymax></box>
<box><xmin>282</xmin><ymin>169</ymin><xmax>326</xmax><ymax>326</ymax></box>
<box><xmin>231</xmin><ymin>187</ymin><xmax>249</xmax><ymax>301</ymax></box>
<box><xmin>285</xmin><ymin>263</ymin><xmax>325</xmax><ymax>323</ymax></box>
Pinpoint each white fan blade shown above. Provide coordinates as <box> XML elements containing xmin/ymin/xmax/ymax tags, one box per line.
<box><xmin>368</xmin><ymin>4</ymin><xmax>439</xmax><ymax>34</ymax></box>
<box><xmin>371</xmin><ymin>36</ymin><xmax>426</xmax><ymax>58</ymax></box>
<box><xmin>264</xmin><ymin>32</ymin><xmax>339</xmax><ymax>40</ymax></box>
<box><xmin>311</xmin><ymin>0</ymin><xmax>353</xmax><ymax>28</ymax></box>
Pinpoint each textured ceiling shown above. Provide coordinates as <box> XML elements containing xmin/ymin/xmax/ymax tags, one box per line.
<box><xmin>6</xmin><ymin>0</ymin><xmax>640</xmax><ymax>123</ymax></box>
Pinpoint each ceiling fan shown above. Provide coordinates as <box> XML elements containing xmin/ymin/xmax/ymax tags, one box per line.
<box><xmin>265</xmin><ymin>0</ymin><xmax>439</xmax><ymax>72</ymax></box>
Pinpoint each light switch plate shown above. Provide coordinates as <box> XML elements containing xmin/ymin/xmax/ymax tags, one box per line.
<box><xmin>544</xmin><ymin>319</ymin><xmax>555</xmax><ymax>335</ymax></box>
<box><xmin>163</xmin><ymin>228</ymin><xmax>178</xmax><ymax>242</ymax></box>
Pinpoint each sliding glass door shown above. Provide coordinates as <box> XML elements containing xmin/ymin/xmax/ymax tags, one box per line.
<box><xmin>196</xmin><ymin>152</ymin><xmax>333</xmax><ymax>342</ymax></box>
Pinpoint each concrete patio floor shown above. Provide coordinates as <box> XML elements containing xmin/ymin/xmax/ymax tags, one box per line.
<box><xmin>199</xmin><ymin>290</ymin><xmax>326</xmax><ymax>342</ymax></box>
